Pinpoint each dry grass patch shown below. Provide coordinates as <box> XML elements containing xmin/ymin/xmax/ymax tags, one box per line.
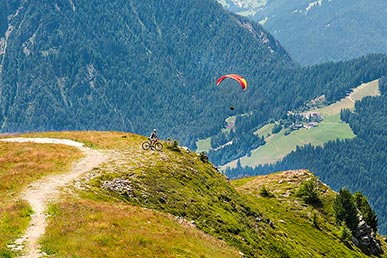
<box><xmin>41</xmin><ymin>198</ymin><xmax>240</xmax><ymax>258</ymax></box>
<box><xmin>18</xmin><ymin>131</ymin><xmax>143</xmax><ymax>150</ymax></box>
<box><xmin>0</xmin><ymin>141</ymin><xmax>83</xmax><ymax>256</ymax></box>
<box><xmin>0</xmin><ymin>200</ymin><xmax>31</xmax><ymax>257</ymax></box>
<box><xmin>0</xmin><ymin>142</ymin><xmax>83</xmax><ymax>196</ymax></box>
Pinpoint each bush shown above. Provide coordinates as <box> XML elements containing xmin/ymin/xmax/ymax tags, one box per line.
<box><xmin>271</xmin><ymin>123</ymin><xmax>282</xmax><ymax>134</ymax></box>
<box><xmin>167</xmin><ymin>139</ymin><xmax>180</xmax><ymax>152</ymax></box>
<box><xmin>259</xmin><ymin>185</ymin><xmax>274</xmax><ymax>198</ymax></box>
<box><xmin>312</xmin><ymin>212</ymin><xmax>320</xmax><ymax>229</ymax></box>
<box><xmin>199</xmin><ymin>152</ymin><xmax>208</xmax><ymax>163</ymax></box>
<box><xmin>296</xmin><ymin>179</ymin><xmax>321</xmax><ymax>205</ymax></box>
<box><xmin>353</xmin><ymin>192</ymin><xmax>378</xmax><ymax>233</ymax></box>
<box><xmin>340</xmin><ymin>226</ymin><xmax>352</xmax><ymax>242</ymax></box>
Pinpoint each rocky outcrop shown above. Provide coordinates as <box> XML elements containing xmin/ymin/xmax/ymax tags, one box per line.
<box><xmin>352</xmin><ymin>216</ymin><xmax>383</xmax><ymax>255</ymax></box>
<box><xmin>102</xmin><ymin>178</ymin><xmax>133</xmax><ymax>197</ymax></box>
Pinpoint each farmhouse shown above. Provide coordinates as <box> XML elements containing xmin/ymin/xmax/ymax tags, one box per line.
<box><xmin>305</xmin><ymin>122</ymin><xmax>319</xmax><ymax>129</ymax></box>
<box><xmin>300</xmin><ymin>112</ymin><xmax>323</xmax><ymax>121</ymax></box>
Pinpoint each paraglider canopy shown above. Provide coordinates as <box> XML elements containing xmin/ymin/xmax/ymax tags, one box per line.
<box><xmin>216</xmin><ymin>74</ymin><xmax>247</xmax><ymax>90</ymax></box>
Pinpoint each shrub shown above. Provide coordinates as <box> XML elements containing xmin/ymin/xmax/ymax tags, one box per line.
<box><xmin>199</xmin><ymin>152</ymin><xmax>208</xmax><ymax>163</ymax></box>
<box><xmin>340</xmin><ymin>226</ymin><xmax>352</xmax><ymax>242</ymax></box>
<box><xmin>296</xmin><ymin>179</ymin><xmax>321</xmax><ymax>205</ymax></box>
<box><xmin>259</xmin><ymin>185</ymin><xmax>274</xmax><ymax>198</ymax></box>
<box><xmin>312</xmin><ymin>212</ymin><xmax>320</xmax><ymax>229</ymax></box>
<box><xmin>167</xmin><ymin>139</ymin><xmax>180</xmax><ymax>152</ymax></box>
<box><xmin>353</xmin><ymin>192</ymin><xmax>378</xmax><ymax>233</ymax></box>
<box><xmin>271</xmin><ymin>123</ymin><xmax>282</xmax><ymax>134</ymax></box>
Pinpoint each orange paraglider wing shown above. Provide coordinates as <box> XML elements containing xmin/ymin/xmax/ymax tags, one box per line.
<box><xmin>216</xmin><ymin>74</ymin><xmax>247</xmax><ymax>90</ymax></box>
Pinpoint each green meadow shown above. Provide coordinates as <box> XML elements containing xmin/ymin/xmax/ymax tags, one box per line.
<box><xmin>196</xmin><ymin>137</ymin><xmax>211</xmax><ymax>153</ymax></box>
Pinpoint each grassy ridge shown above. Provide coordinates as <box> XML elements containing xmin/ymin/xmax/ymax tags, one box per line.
<box><xmin>233</xmin><ymin>170</ymin><xmax>387</xmax><ymax>257</ymax></box>
<box><xmin>1</xmin><ymin>131</ymin><xmax>386</xmax><ymax>257</ymax></box>
<box><xmin>72</xmin><ymin>133</ymin><xmax>270</xmax><ymax>257</ymax></box>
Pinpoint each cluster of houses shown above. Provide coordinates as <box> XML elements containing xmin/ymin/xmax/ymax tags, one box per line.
<box><xmin>291</xmin><ymin>121</ymin><xmax>319</xmax><ymax>130</ymax></box>
<box><xmin>289</xmin><ymin>112</ymin><xmax>323</xmax><ymax>131</ymax></box>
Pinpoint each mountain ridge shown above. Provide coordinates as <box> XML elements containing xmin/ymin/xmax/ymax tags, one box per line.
<box><xmin>218</xmin><ymin>0</ymin><xmax>387</xmax><ymax>65</ymax></box>
<box><xmin>1</xmin><ymin>131</ymin><xmax>386</xmax><ymax>257</ymax></box>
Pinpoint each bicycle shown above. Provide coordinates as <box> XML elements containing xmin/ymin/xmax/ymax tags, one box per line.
<box><xmin>142</xmin><ymin>139</ymin><xmax>163</xmax><ymax>151</ymax></box>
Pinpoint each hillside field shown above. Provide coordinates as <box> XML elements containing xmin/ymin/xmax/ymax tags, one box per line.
<box><xmin>222</xmin><ymin>79</ymin><xmax>380</xmax><ymax>169</ymax></box>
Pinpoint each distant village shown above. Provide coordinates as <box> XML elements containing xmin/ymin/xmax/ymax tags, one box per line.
<box><xmin>288</xmin><ymin>111</ymin><xmax>324</xmax><ymax>131</ymax></box>
<box><xmin>284</xmin><ymin>95</ymin><xmax>326</xmax><ymax>133</ymax></box>
<box><xmin>269</xmin><ymin>95</ymin><xmax>326</xmax><ymax>136</ymax></box>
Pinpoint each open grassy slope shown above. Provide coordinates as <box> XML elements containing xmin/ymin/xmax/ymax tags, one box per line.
<box><xmin>1</xmin><ymin>131</ymin><xmax>386</xmax><ymax>257</ymax></box>
<box><xmin>0</xmin><ymin>139</ymin><xmax>83</xmax><ymax>257</ymax></box>
<box><xmin>223</xmin><ymin>79</ymin><xmax>380</xmax><ymax>169</ymax></box>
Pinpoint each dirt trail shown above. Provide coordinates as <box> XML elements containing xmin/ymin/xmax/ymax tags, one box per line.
<box><xmin>0</xmin><ymin>138</ymin><xmax>110</xmax><ymax>258</ymax></box>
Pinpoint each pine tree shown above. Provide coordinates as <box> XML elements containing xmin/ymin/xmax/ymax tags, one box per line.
<box><xmin>353</xmin><ymin>192</ymin><xmax>378</xmax><ymax>233</ymax></box>
<box><xmin>334</xmin><ymin>188</ymin><xmax>359</xmax><ymax>231</ymax></box>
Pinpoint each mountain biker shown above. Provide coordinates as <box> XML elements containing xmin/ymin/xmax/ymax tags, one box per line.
<box><xmin>149</xmin><ymin>129</ymin><xmax>159</xmax><ymax>146</ymax></box>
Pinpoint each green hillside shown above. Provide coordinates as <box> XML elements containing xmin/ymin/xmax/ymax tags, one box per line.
<box><xmin>223</xmin><ymin>79</ymin><xmax>380</xmax><ymax>169</ymax></box>
<box><xmin>1</xmin><ymin>131</ymin><xmax>386</xmax><ymax>257</ymax></box>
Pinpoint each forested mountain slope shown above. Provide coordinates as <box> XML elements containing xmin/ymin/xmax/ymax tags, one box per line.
<box><xmin>0</xmin><ymin>0</ymin><xmax>292</xmax><ymax>145</ymax></box>
<box><xmin>219</xmin><ymin>0</ymin><xmax>387</xmax><ymax>65</ymax></box>
<box><xmin>2</xmin><ymin>0</ymin><xmax>387</xmax><ymax>152</ymax></box>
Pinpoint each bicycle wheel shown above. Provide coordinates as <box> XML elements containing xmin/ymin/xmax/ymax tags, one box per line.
<box><xmin>142</xmin><ymin>141</ymin><xmax>151</xmax><ymax>150</ymax></box>
<box><xmin>154</xmin><ymin>142</ymin><xmax>163</xmax><ymax>151</ymax></box>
